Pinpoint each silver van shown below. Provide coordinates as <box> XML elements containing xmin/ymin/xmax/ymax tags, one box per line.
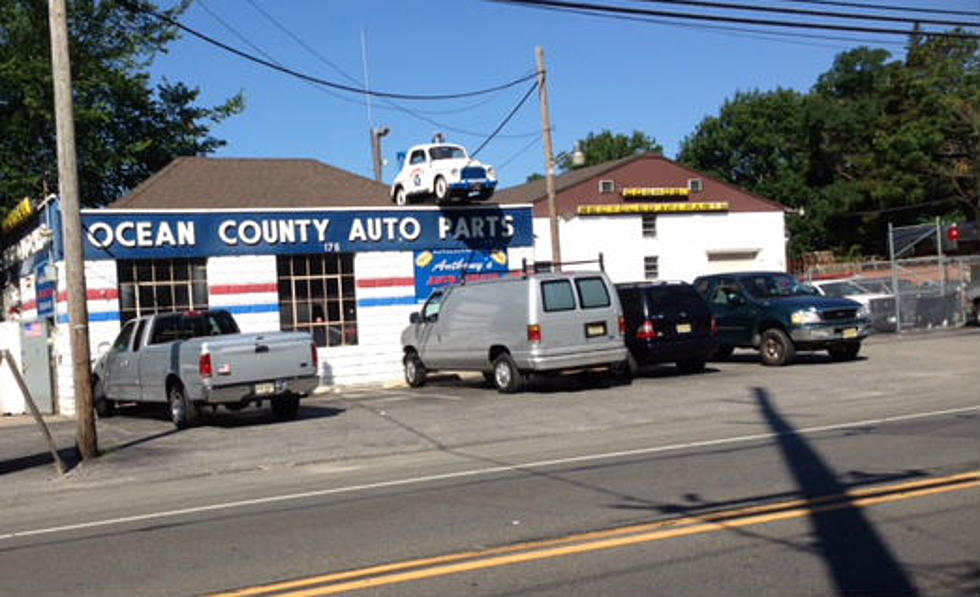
<box><xmin>401</xmin><ymin>270</ymin><xmax>629</xmax><ymax>392</ymax></box>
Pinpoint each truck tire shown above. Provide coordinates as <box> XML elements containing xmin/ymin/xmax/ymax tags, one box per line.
<box><xmin>404</xmin><ymin>351</ymin><xmax>427</xmax><ymax>388</ymax></box>
<box><xmin>759</xmin><ymin>328</ymin><xmax>794</xmax><ymax>366</ymax></box>
<box><xmin>393</xmin><ymin>186</ymin><xmax>408</xmax><ymax>206</ymax></box>
<box><xmin>271</xmin><ymin>395</ymin><xmax>300</xmax><ymax>419</ymax></box>
<box><xmin>93</xmin><ymin>378</ymin><xmax>115</xmax><ymax>418</ymax></box>
<box><xmin>168</xmin><ymin>383</ymin><xmax>199</xmax><ymax>430</ymax></box>
<box><xmin>492</xmin><ymin>353</ymin><xmax>525</xmax><ymax>394</ymax></box>
<box><xmin>433</xmin><ymin>176</ymin><xmax>449</xmax><ymax>203</ymax></box>
<box><xmin>828</xmin><ymin>341</ymin><xmax>861</xmax><ymax>361</ymax></box>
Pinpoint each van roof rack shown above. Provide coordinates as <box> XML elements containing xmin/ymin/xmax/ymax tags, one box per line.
<box><xmin>520</xmin><ymin>253</ymin><xmax>605</xmax><ymax>275</ymax></box>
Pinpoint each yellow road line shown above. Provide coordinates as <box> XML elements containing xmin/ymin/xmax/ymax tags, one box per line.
<box><xmin>212</xmin><ymin>471</ymin><xmax>978</xmax><ymax>597</ymax></box>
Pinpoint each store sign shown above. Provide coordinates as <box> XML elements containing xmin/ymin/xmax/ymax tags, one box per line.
<box><xmin>35</xmin><ymin>261</ymin><xmax>57</xmax><ymax>319</ymax></box>
<box><xmin>577</xmin><ymin>202</ymin><xmax>729</xmax><ymax>216</ymax></box>
<box><xmin>414</xmin><ymin>249</ymin><xmax>510</xmax><ymax>300</ymax></box>
<box><xmin>80</xmin><ymin>206</ymin><xmax>534</xmax><ymax>260</ymax></box>
<box><xmin>2</xmin><ymin>198</ymin><xmax>35</xmax><ymax>234</ymax></box>
<box><xmin>621</xmin><ymin>187</ymin><xmax>690</xmax><ymax>199</ymax></box>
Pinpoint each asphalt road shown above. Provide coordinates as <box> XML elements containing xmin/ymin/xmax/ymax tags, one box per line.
<box><xmin>0</xmin><ymin>329</ymin><xmax>977</xmax><ymax>596</ymax></box>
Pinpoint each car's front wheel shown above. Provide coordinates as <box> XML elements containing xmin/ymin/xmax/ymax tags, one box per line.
<box><xmin>759</xmin><ymin>328</ymin><xmax>794</xmax><ymax>366</ymax></box>
<box><xmin>433</xmin><ymin>176</ymin><xmax>449</xmax><ymax>203</ymax></box>
<box><xmin>393</xmin><ymin>186</ymin><xmax>408</xmax><ymax>206</ymax></box>
<box><xmin>404</xmin><ymin>351</ymin><xmax>427</xmax><ymax>388</ymax></box>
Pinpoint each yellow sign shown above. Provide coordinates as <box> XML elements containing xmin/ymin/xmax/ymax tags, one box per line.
<box><xmin>2</xmin><ymin>198</ymin><xmax>36</xmax><ymax>234</ymax></box>
<box><xmin>578</xmin><ymin>202</ymin><xmax>729</xmax><ymax>216</ymax></box>
<box><xmin>621</xmin><ymin>187</ymin><xmax>690</xmax><ymax>199</ymax></box>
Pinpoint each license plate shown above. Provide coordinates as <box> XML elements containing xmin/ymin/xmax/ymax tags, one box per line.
<box><xmin>585</xmin><ymin>322</ymin><xmax>607</xmax><ymax>338</ymax></box>
<box><xmin>676</xmin><ymin>323</ymin><xmax>692</xmax><ymax>334</ymax></box>
<box><xmin>843</xmin><ymin>327</ymin><xmax>858</xmax><ymax>339</ymax></box>
<box><xmin>254</xmin><ymin>382</ymin><xmax>275</xmax><ymax>396</ymax></box>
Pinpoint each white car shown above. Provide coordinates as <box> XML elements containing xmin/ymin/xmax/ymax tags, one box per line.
<box><xmin>390</xmin><ymin>143</ymin><xmax>497</xmax><ymax>206</ymax></box>
<box><xmin>808</xmin><ymin>277</ymin><xmax>896</xmax><ymax>332</ymax></box>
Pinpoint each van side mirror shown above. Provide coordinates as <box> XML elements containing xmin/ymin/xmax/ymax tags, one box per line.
<box><xmin>409</xmin><ymin>312</ymin><xmax>421</xmax><ymax>324</ymax></box>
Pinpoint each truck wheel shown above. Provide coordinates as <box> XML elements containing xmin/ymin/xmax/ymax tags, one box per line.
<box><xmin>271</xmin><ymin>395</ymin><xmax>300</xmax><ymax>419</ymax></box>
<box><xmin>393</xmin><ymin>186</ymin><xmax>408</xmax><ymax>206</ymax></box>
<box><xmin>828</xmin><ymin>342</ymin><xmax>861</xmax><ymax>361</ymax></box>
<box><xmin>93</xmin><ymin>378</ymin><xmax>115</xmax><ymax>418</ymax></box>
<box><xmin>760</xmin><ymin>328</ymin><xmax>794</xmax><ymax>366</ymax></box>
<box><xmin>404</xmin><ymin>351</ymin><xmax>427</xmax><ymax>388</ymax></box>
<box><xmin>168</xmin><ymin>383</ymin><xmax>198</xmax><ymax>429</ymax></box>
<box><xmin>433</xmin><ymin>176</ymin><xmax>449</xmax><ymax>203</ymax></box>
<box><xmin>492</xmin><ymin>353</ymin><xmax>525</xmax><ymax>394</ymax></box>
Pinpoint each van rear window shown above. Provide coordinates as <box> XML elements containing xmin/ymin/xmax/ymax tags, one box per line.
<box><xmin>576</xmin><ymin>277</ymin><xmax>611</xmax><ymax>309</ymax></box>
<box><xmin>541</xmin><ymin>280</ymin><xmax>576</xmax><ymax>312</ymax></box>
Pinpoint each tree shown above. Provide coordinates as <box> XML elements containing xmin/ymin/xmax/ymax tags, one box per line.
<box><xmin>557</xmin><ymin>129</ymin><xmax>662</xmax><ymax>171</ymax></box>
<box><xmin>0</xmin><ymin>0</ymin><xmax>243</xmax><ymax>220</ymax></box>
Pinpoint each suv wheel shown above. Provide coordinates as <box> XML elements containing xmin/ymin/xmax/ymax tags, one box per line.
<box><xmin>404</xmin><ymin>351</ymin><xmax>427</xmax><ymax>387</ymax></box>
<box><xmin>433</xmin><ymin>176</ymin><xmax>449</xmax><ymax>203</ymax></box>
<box><xmin>759</xmin><ymin>328</ymin><xmax>794</xmax><ymax>366</ymax></box>
<box><xmin>828</xmin><ymin>342</ymin><xmax>861</xmax><ymax>361</ymax></box>
<box><xmin>492</xmin><ymin>353</ymin><xmax>524</xmax><ymax>393</ymax></box>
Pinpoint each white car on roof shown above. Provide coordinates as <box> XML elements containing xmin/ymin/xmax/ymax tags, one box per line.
<box><xmin>390</xmin><ymin>143</ymin><xmax>497</xmax><ymax>206</ymax></box>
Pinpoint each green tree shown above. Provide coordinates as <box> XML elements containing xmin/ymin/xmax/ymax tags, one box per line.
<box><xmin>557</xmin><ymin>129</ymin><xmax>662</xmax><ymax>171</ymax></box>
<box><xmin>0</xmin><ymin>0</ymin><xmax>243</xmax><ymax>219</ymax></box>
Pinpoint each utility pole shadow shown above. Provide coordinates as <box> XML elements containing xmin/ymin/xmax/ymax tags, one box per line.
<box><xmin>754</xmin><ymin>386</ymin><xmax>918</xmax><ymax>596</ymax></box>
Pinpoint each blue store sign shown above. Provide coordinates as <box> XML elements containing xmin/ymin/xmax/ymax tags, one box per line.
<box><xmin>35</xmin><ymin>260</ymin><xmax>57</xmax><ymax>319</ymax></box>
<box><xmin>81</xmin><ymin>206</ymin><xmax>533</xmax><ymax>260</ymax></box>
<box><xmin>414</xmin><ymin>249</ymin><xmax>510</xmax><ymax>300</ymax></box>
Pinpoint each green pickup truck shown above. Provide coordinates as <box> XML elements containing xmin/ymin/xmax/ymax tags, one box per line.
<box><xmin>692</xmin><ymin>272</ymin><xmax>871</xmax><ymax>366</ymax></box>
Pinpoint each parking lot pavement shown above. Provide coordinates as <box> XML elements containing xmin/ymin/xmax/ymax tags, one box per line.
<box><xmin>1</xmin><ymin>327</ymin><xmax>977</xmax><ymax>500</ymax></box>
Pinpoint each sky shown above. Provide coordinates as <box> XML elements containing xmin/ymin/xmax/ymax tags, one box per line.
<box><xmin>147</xmin><ymin>0</ymin><xmax>980</xmax><ymax>190</ymax></box>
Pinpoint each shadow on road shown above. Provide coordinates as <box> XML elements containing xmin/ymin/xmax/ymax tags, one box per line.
<box><xmin>0</xmin><ymin>447</ymin><xmax>79</xmax><ymax>476</ymax></box>
<box><xmin>753</xmin><ymin>386</ymin><xmax>918</xmax><ymax>596</ymax></box>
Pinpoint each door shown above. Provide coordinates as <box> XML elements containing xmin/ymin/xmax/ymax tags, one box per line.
<box><xmin>706</xmin><ymin>278</ymin><xmax>754</xmax><ymax>346</ymax></box>
<box><xmin>103</xmin><ymin>320</ymin><xmax>139</xmax><ymax>402</ymax></box>
<box><xmin>19</xmin><ymin>320</ymin><xmax>54</xmax><ymax>413</ymax></box>
<box><xmin>415</xmin><ymin>290</ymin><xmax>446</xmax><ymax>366</ymax></box>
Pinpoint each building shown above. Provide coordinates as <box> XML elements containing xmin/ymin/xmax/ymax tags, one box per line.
<box><xmin>495</xmin><ymin>153</ymin><xmax>787</xmax><ymax>282</ymax></box>
<box><xmin>2</xmin><ymin>153</ymin><xmax>786</xmax><ymax>415</ymax></box>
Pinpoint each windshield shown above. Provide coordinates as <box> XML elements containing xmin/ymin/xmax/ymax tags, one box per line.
<box><xmin>429</xmin><ymin>145</ymin><xmax>466</xmax><ymax>160</ymax></box>
<box><xmin>740</xmin><ymin>273</ymin><xmax>813</xmax><ymax>299</ymax></box>
<box><xmin>819</xmin><ymin>281</ymin><xmax>866</xmax><ymax>297</ymax></box>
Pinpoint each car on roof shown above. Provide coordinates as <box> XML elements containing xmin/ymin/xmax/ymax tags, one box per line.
<box><xmin>692</xmin><ymin>271</ymin><xmax>870</xmax><ymax>366</ymax></box>
<box><xmin>390</xmin><ymin>142</ymin><xmax>497</xmax><ymax>206</ymax></box>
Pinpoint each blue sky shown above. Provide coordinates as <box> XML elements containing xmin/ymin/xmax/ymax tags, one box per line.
<box><xmin>148</xmin><ymin>0</ymin><xmax>978</xmax><ymax>190</ymax></box>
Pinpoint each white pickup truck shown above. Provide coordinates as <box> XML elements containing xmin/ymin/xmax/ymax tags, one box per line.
<box><xmin>390</xmin><ymin>142</ymin><xmax>497</xmax><ymax>205</ymax></box>
<box><xmin>92</xmin><ymin>310</ymin><xmax>319</xmax><ymax>428</ymax></box>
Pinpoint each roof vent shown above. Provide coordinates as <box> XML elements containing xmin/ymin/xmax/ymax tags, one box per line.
<box><xmin>688</xmin><ymin>178</ymin><xmax>703</xmax><ymax>193</ymax></box>
<box><xmin>599</xmin><ymin>180</ymin><xmax>615</xmax><ymax>194</ymax></box>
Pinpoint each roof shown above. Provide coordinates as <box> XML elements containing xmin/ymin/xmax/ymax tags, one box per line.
<box><xmin>108</xmin><ymin>157</ymin><xmax>390</xmax><ymax>209</ymax></box>
<box><xmin>493</xmin><ymin>153</ymin><xmax>786</xmax><ymax>217</ymax></box>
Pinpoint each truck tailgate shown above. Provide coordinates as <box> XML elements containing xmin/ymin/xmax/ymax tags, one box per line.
<box><xmin>202</xmin><ymin>332</ymin><xmax>315</xmax><ymax>386</ymax></box>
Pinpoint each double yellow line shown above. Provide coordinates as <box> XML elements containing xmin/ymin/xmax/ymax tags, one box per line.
<box><xmin>213</xmin><ymin>471</ymin><xmax>978</xmax><ymax>597</ymax></box>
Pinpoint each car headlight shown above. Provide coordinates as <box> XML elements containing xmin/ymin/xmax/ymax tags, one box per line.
<box><xmin>487</xmin><ymin>166</ymin><xmax>496</xmax><ymax>178</ymax></box>
<box><xmin>790</xmin><ymin>308</ymin><xmax>821</xmax><ymax>326</ymax></box>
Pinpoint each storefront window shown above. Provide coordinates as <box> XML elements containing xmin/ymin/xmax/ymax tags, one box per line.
<box><xmin>277</xmin><ymin>254</ymin><xmax>358</xmax><ymax>347</ymax></box>
<box><xmin>117</xmin><ymin>258</ymin><xmax>209</xmax><ymax>323</ymax></box>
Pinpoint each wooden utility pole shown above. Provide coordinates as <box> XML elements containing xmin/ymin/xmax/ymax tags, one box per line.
<box><xmin>536</xmin><ymin>47</ymin><xmax>561</xmax><ymax>269</ymax></box>
<box><xmin>49</xmin><ymin>0</ymin><xmax>97</xmax><ymax>459</ymax></box>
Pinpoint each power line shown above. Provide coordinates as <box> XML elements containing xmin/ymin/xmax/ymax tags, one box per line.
<box><xmin>635</xmin><ymin>0</ymin><xmax>977</xmax><ymax>28</ymax></box>
<box><xmin>120</xmin><ymin>0</ymin><xmax>540</xmax><ymax>100</ymax></box>
<box><xmin>778</xmin><ymin>0</ymin><xmax>980</xmax><ymax>18</ymax></box>
<box><xmin>493</xmin><ymin>0</ymin><xmax>980</xmax><ymax>39</ymax></box>
<box><xmin>471</xmin><ymin>81</ymin><xmax>540</xmax><ymax>158</ymax></box>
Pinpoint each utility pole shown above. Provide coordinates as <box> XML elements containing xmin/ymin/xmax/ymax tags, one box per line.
<box><xmin>49</xmin><ymin>0</ymin><xmax>97</xmax><ymax>459</ymax></box>
<box><xmin>371</xmin><ymin>126</ymin><xmax>390</xmax><ymax>183</ymax></box>
<box><xmin>536</xmin><ymin>46</ymin><xmax>561</xmax><ymax>269</ymax></box>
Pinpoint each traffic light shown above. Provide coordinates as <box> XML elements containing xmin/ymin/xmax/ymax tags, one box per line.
<box><xmin>943</xmin><ymin>224</ymin><xmax>960</xmax><ymax>252</ymax></box>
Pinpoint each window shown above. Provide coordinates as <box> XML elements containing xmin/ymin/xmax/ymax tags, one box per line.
<box><xmin>117</xmin><ymin>258</ymin><xmax>208</xmax><ymax>324</ymax></box>
<box><xmin>409</xmin><ymin>150</ymin><xmax>426</xmax><ymax>165</ymax></box>
<box><xmin>688</xmin><ymin>178</ymin><xmax>703</xmax><ymax>192</ymax></box>
<box><xmin>644</xmin><ymin>256</ymin><xmax>659</xmax><ymax>280</ymax></box>
<box><xmin>541</xmin><ymin>280</ymin><xmax>576</xmax><ymax>312</ymax></box>
<box><xmin>277</xmin><ymin>253</ymin><xmax>358</xmax><ymax>347</ymax></box>
<box><xmin>575</xmin><ymin>277</ymin><xmax>611</xmax><ymax>309</ymax></box>
<box><xmin>599</xmin><ymin>180</ymin><xmax>615</xmax><ymax>194</ymax></box>
<box><xmin>111</xmin><ymin>321</ymin><xmax>136</xmax><ymax>352</ymax></box>
<box><xmin>422</xmin><ymin>291</ymin><xmax>444</xmax><ymax>321</ymax></box>
<box><xmin>642</xmin><ymin>215</ymin><xmax>657</xmax><ymax>238</ymax></box>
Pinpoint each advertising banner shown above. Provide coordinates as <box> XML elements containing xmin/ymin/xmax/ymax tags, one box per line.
<box><xmin>81</xmin><ymin>206</ymin><xmax>534</xmax><ymax>260</ymax></box>
<box><xmin>414</xmin><ymin>249</ymin><xmax>510</xmax><ymax>300</ymax></box>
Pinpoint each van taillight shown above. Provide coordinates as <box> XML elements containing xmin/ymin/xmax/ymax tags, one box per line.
<box><xmin>199</xmin><ymin>353</ymin><xmax>213</xmax><ymax>378</ymax></box>
<box><xmin>710</xmin><ymin>317</ymin><xmax>719</xmax><ymax>336</ymax></box>
<box><xmin>618</xmin><ymin>316</ymin><xmax>627</xmax><ymax>336</ymax></box>
<box><xmin>527</xmin><ymin>324</ymin><xmax>542</xmax><ymax>343</ymax></box>
<box><xmin>636</xmin><ymin>321</ymin><xmax>659</xmax><ymax>340</ymax></box>
<box><xmin>311</xmin><ymin>343</ymin><xmax>319</xmax><ymax>370</ymax></box>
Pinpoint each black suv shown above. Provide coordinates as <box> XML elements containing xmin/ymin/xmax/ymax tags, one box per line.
<box><xmin>616</xmin><ymin>282</ymin><xmax>719</xmax><ymax>374</ymax></box>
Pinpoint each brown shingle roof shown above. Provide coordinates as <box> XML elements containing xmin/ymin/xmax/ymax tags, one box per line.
<box><xmin>109</xmin><ymin>157</ymin><xmax>390</xmax><ymax>209</ymax></box>
<box><xmin>494</xmin><ymin>153</ymin><xmax>785</xmax><ymax>217</ymax></box>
